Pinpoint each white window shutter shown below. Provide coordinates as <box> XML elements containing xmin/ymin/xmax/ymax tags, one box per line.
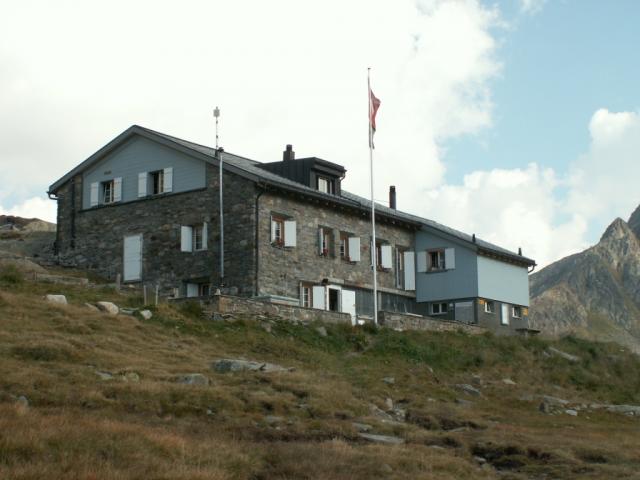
<box><xmin>312</xmin><ymin>285</ymin><xmax>326</xmax><ymax>309</ymax></box>
<box><xmin>318</xmin><ymin>228</ymin><xmax>324</xmax><ymax>255</ymax></box>
<box><xmin>381</xmin><ymin>245</ymin><xmax>393</xmax><ymax>269</ymax></box>
<box><xmin>202</xmin><ymin>222</ymin><xmax>208</xmax><ymax>250</ymax></box>
<box><xmin>138</xmin><ymin>172</ymin><xmax>147</xmax><ymax>197</ymax></box>
<box><xmin>163</xmin><ymin>167</ymin><xmax>173</xmax><ymax>193</ymax></box>
<box><xmin>90</xmin><ymin>182</ymin><xmax>99</xmax><ymax>206</ymax></box>
<box><xmin>348</xmin><ymin>236</ymin><xmax>360</xmax><ymax>262</ymax></box>
<box><xmin>113</xmin><ymin>177</ymin><xmax>122</xmax><ymax>202</ymax></box>
<box><xmin>180</xmin><ymin>226</ymin><xmax>193</xmax><ymax>252</ymax></box>
<box><xmin>284</xmin><ymin>220</ymin><xmax>296</xmax><ymax>247</ymax></box>
<box><xmin>270</xmin><ymin>216</ymin><xmax>276</xmax><ymax>242</ymax></box>
<box><xmin>417</xmin><ymin>251</ymin><xmax>427</xmax><ymax>273</ymax></box>
<box><xmin>404</xmin><ymin>251</ymin><xmax>415</xmax><ymax>290</ymax></box>
<box><xmin>445</xmin><ymin>247</ymin><xmax>456</xmax><ymax>269</ymax></box>
<box><xmin>299</xmin><ymin>283</ymin><xmax>304</xmax><ymax>307</ymax></box>
<box><xmin>186</xmin><ymin>283</ymin><xmax>199</xmax><ymax>298</ymax></box>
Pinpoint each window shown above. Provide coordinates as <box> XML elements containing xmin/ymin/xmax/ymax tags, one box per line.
<box><xmin>396</xmin><ymin>248</ymin><xmax>406</xmax><ymax>288</ymax></box>
<box><xmin>301</xmin><ymin>284</ymin><xmax>312</xmax><ymax>308</ymax></box>
<box><xmin>431</xmin><ymin>302</ymin><xmax>448</xmax><ymax>315</ymax></box>
<box><xmin>102</xmin><ymin>180</ymin><xmax>114</xmax><ymax>204</ymax></box>
<box><xmin>271</xmin><ymin>216</ymin><xmax>296</xmax><ymax>247</ymax></box>
<box><xmin>484</xmin><ymin>300</ymin><xmax>495</xmax><ymax>314</ymax></box>
<box><xmin>181</xmin><ymin>223</ymin><xmax>207</xmax><ymax>252</ymax></box>
<box><xmin>151</xmin><ymin>170</ymin><xmax>165</xmax><ymax>194</ymax></box>
<box><xmin>512</xmin><ymin>306</ymin><xmax>522</xmax><ymax>318</ymax></box>
<box><xmin>428</xmin><ymin>249</ymin><xmax>445</xmax><ymax>271</ymax></box>
<box><xmin>198</xmin><ymin>283</ymin><xmax>210</xmax><ymax>297</ymax></box>
<box><xmin>193</xmin><ymin>224</ymin><xmax>205</xmax><ymax>251</ymax></box>
<box><xmin>319</xmin><ymin>227</ymin><xmax>332</xmax><ymax>256</ymax></box>
<box><xmin>375</xmin><ymin>242</ymin><xmax>393</xmax><ymax>270</ymax></box>
<box><xmin>317</xmin><ymin>176</ymin><xmax>334</xmax><ymax>194</ymax></box>
<box><xmin>339</xmin><ymin>232</ymin><xmax>349</xmax><ymax>259</ymax></box>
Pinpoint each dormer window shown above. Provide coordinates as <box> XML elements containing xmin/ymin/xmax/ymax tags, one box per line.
<box><xmin>317</xmin><ymin>176</ymin><xmax>334</xmax><ymax>194</ymax></box>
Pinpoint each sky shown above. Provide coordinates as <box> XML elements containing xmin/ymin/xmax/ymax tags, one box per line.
<box><xmin>1</xmin><ymin>0</ymin><xmax>639</xmax><ymax>268</ymax></box>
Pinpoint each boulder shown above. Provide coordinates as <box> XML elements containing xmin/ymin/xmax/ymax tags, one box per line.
<box><xmin>264</xmin><ymin>415</ymin><xmax>284</xmax><ymax>425</ymax></box>
<box><xmin>174</xmin><ymin>373</ymin><xmax>209</xmax><ymax>386</ymax></box>
<box><xmin>15</xmin><ymin>395</ymin><xmax>29</xmax><ymax>408</ymax></box>
<box><xmin>95</xmin><ymin>371</ymin><xmax>114</xmax><ymax>381</ymax></box>
<box><xmin>502</xmin><ymin>378</ymin><xmax>517</xmax><ymax>385</ymax></box>
<box><xmin>211</xmin><ymin>358</ymin><xmax>292</xmax><ymax>374</ymax></box>
<box><xmin>352</xmin><ymin>422</ymin><xmax>373</xmax><ymax>432</ymax></box>
<box><xmin>358</xmin><ymin>433</ymin><xmax>404</xmax><ymax>445</ymax></box>
<box><xmin>539</xmin><ymin>395</ymin><xmax>569</xmax><ymax>414</ymax></box>
<box><xmin>548</xmin><ymin>347</ymin><xmax>581</xmax><ymax>363</ymax></box>
<box><xmin>604</xmin><ymin>404</ymin><xmax>640</xmax><ymax>416</ymax></box>
<box><xmin>382</xmin><ymin>376</ymin><xmax>395</xmax><ymax>385</ymax></box>
<box><xmin>122</xmin><ymin>372</ymin><xmax>140</xmax><ymax>382</ymax></box>
<box><xmin>85</xmin><ymin>303</ymin><xmax>100</xmax><ymax>312</ymax></box>
<box><xmin>315</xmin><ymin>326</ymin><xmax>328</xmax><ymax>337</ymax></box>
<box><xmin>96</xmin><ymin>301</ymin><xmax>119</xmax><ymax>315</ymax></box>
<box><xmin>44</xmin><ymin>294</ymin><xmax>67</xmax><ymax>305</ymax></box>
<box><xmin>139</xmin><ymin>309</ymin><xmax>153</xmax><ymax>320</ymax></box>
<box><xmin>565</xmin><ymin>409</ymin><xmax>578</xmax><ymax>416</ymax></box>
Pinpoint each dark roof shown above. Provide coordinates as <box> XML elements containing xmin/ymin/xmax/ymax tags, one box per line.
<box><xmin>48</xmin><ymin>125</ymin><xmax>536</xmax><ymax>267</ymax></box>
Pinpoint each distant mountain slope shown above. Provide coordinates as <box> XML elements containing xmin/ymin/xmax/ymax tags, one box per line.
<box><xmin>0</xmin><ymin>215</ymin><xmax>55</xmax><ymax>232</ymax></box>
<box><xmin>530</xmin><ymin>207</ymin><xmax>640</xmax><ymax>352</ymax></box>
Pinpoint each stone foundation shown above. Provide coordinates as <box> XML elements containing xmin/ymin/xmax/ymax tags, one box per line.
<box><xmin>378</xmin><ymin>311</ymin><xmax>485</xmax><ymax>335</ymax></box>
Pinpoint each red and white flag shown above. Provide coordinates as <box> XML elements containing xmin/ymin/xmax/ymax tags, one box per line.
<box><xmin>369</xmin><ymin>88</ymin><xmax>381</xmax><ymax>148</ymax></box>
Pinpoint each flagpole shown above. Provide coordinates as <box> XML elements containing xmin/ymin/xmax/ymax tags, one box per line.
<box><xmin>214</xmin><ymin>106</ymin><xmax>224</xmax><ymax>286</ymax></box>
<box><xmin>368</xmin><ymin>68</ymin><xmax>378</xmax><ymax>326</ymax></box>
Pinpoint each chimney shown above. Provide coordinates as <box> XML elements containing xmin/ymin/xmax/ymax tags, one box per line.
<box><xmin>518</xmin><ymin>247</ymin><xmax>522</xmax><ymax>256</ymax></box>
<box><xmin>389</xmin><ymin>186</ymin><xmax>396</xmax><ymax>209</ymax></box>
<box><xmin>472</xmin><ymin>234</ymin><xmax>476</xmax><ymax>243</ymax></box>
<box><xmin>283</xmin><ymin>144</ymin><xmax>295</xmax><ymax>162</ymax></box>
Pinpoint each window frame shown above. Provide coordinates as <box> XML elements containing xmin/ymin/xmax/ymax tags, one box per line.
<box><xmin>198</xmin><ymin>283</ymin><xmax>211</xmax><ymax>297</ymax></box>
<box><xmin>317</xmin><ymin>176</ymin><xmax>334</xmax><ymax>194</ymax></box>
<box><xmin>102</xmin><ymin>180</ymin><xmax>114</xmax><ymax>204</ymax></box>
<box><xmin>395</xmin><ymin>247</ymin><xmax>406</xmax><ymax>288</ymax></box>
<box><xmin>150</xmin><ymin>170</ymin><xmax>165</xmax><ymax>195</ymax></box>
<box><xmin>271</xmin><ymin>216</ymin><xmax>285</xmax><ymax>246</ymax></box>
<box><xmin>301</xmin><ymin>283</ymin><xmax>312</xmax><ymax>308</ymax></box>
<box><xmin>319</xmin><ymin>227</ymin><xmax>332</xmax><ymax>257</ymax></box>
<box><xmin>193</xmin><ymin>224</ymin><xmax>204</xmax><ymax>251</ymax></box>
<box><xmin>339</xmin><ymin>232</ymin><xmax>350</xmax><ymax>260</ymax></box>
<box><xmin>431</xmin><ymin>302</ymin><xmax>448</xmax><ymax>315</ymax></box>
<box><xmin>484</xmin><ymin>300</ymin><xmax>495</xmax><ymax>314</ymax></box>
<box><xmin>512</xmin><ymin>306</ymin><xmax>522</xmax><ymax>318</ymax></box>
<box><xmin>428</xmin><ymin>249</ymin><xmax>445</xmax><ymax>271</ymax></box>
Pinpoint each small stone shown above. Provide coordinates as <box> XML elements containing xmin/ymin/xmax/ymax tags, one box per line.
<box><xmin>455</xmin><ymin>398</ymin><xmax>474</xmax><ymax>407</ymax></box>
<box><xmin>315</xmin><ymin>326</ymin><xmax>328</xmax><ymax>337</ymax></box>
<box><xmin>211</xmin><ymin>358</ymin><xmax>292</xmax><ymax>373</ymax></box>
<box><xmin>381</xmin><ymin>464</ymin><xmax>393</xmax><ymax>473</ymax></box>
<box><xmin>95</xmin><ymin>371</ymin><xmax>114</xmax><ymax>381</ymax></box>
<box><xmin>206</xmin><ymin>409</ymin><xmax>214</xmax><ymax>416</ymax></box>
<box><xmin>139</xmin><ymin>309</ymin><xmax>153</xmax><ymax>320</ymax></box>
<box><xmin>264</xmin><ymin>415</ymin><xmax>284</xmax><ymax>425</ymax></box>
<box><xmin>174</xmin><ymin>373</ymin><xmax>209</xmax><ymax>386</ymax></box>
<box><xmin>352</xmin><ymin>422</ymin><xmax>373</xmax><ymax>432</ymax></box>
<box><xmin>96</xmin><ymin>301</ymin><xmax>119</xmax><ymax>315</ymax></box>
<box><xmin>85</xmin><ymin>303</ymin><xmax>100</xmax><ymax>312</ymax></box>
<box><xmin>428</xmin><ymin>445</ymin><xmax>445</xmax><ymax>450</ymax></box>
<box><xmin>358</xmin><ymin>433</ymin><xmax>404</xmax><ymax>445</ymax></box>
<box><xmin>474</xmin><ymin>456</ymin><xmax>487</xmax><ymax>464</ymax></box>
<box><xmin>385</xmin><ymin>397</ymin><xmax>394</xmax><ymax>410</ymax></box>
<box><xmin>122</xmin><ymin>372</ymin><xmax>140</xmax><ymax>382</ymax></box>
<box><xmin>502</xmin><ymin>378</ymin><xmax>517</xmax><ymax>385</ymax></box>
<box><xmin>16</xmin><ymin>395</ymin><xmax>29</xmax><ymax>408</ymax></box>
<box><xmin>261</xmin><ymin>322</ymin><xmax>272</xmax><ymax>333</ymax></box>
<box><xmin>548</xmin><ymin>347</ymin><xmax>580</xmax><ymax>362</ymax></box>
<box><xmin>565</xmin><ymin>409</ymin><xmax>578</xmax><ymax>416</ymax></box>
<box><xmin>382</xmin><ymin>377</ymin><xmax>395</xmax><ymax>385</ymax></box>
<box><xmin>44</xmin><ymin>294</ymin><xmax>67</xmax><ymax>305</ymax></box>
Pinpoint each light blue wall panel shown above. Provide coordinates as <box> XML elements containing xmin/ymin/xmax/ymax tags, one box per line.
<box><xmin>82</xmin><ymin>136</ymin><xmax>206</xmax><ymax>208</ymax></box>
<box><xmin>415</xmin><ymin>229</ymin><xmax>478</xmax><ymax>302</ymax></box>
<box><xmin>477</xmin><ymin>256</ymin><xmax>530</xmax><ymax>306</ymax></box>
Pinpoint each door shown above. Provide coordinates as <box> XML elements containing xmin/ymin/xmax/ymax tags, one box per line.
<box><xmin>327</xmin><ymin>286</ymin><xmax>341</xmax><ymax>312</ymax></box>
<box><xmin>341</xmin><ymin>289</ymin><xmax>356</xmax><ymax>325</ymax></box>
<box><xmin>123</xmin><ymin>234</ymin><xmax>142</xmax><ymax>281</ymax></box>
<box><xmin>501</xmin><ymin>303</ymin><xmax>510</xmax><ymax>325</ymax></box>
<box><xmin>312</xmin><ymin>286</ymin><xmax>326</xmax><ymax>309</ymax></box>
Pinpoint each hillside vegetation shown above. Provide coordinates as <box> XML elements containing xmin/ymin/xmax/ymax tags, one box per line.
<box><xmin>1</xmin><ymin>265</ymin><xmax>640</xmax><ymax>479</ymax></box>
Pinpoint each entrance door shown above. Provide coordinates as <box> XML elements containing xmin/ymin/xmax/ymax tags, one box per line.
<box><xmin>341</xmin><ymin>289</ymin><xmax>356</xmax><ymax>325</ymax></box>
<box><xmin>123</xmin><ymin>234</ymin><xmax>142</xmax><ymax>281</ymax></box>
<box><xmin>327</xmin><ymin>286</ymin><xmax>341</xmax><ymax>312</ymax></box>
<box><xmin>501</xmin><ymin>303</ymin><xmax>510</xmax><ymax>325</ymax></box>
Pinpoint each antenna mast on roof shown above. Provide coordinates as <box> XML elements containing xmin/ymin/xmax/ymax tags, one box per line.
<box><xmin>214</xmin><ymin>106</ymin><xmax>224</xmax><ymax>286</ymax></box>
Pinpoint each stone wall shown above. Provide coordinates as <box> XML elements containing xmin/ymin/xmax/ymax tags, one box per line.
<box><xmin>257</xmin><ymin>191</ymin><xmax>417</xmax><ymax>299</ymax></box>
<box><xmin>378</xmin><ymin>311</ymin><xmax>486</xmax><ymax>335</ymax></box>
<box><xmin>55</xmin><ymin>164</ymin><xmax>257</xmax><ymax>296</ymax></box>
<box><xmin>197</xmin><ymin>294</ymin><xmax>352</xmax><ymax>324</ymax></box>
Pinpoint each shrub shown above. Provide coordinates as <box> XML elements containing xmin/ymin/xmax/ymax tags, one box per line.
<box><xmin>0</xmin><ymin>265</ymin><xmax>24</xmax><ymax>285</ymax></box>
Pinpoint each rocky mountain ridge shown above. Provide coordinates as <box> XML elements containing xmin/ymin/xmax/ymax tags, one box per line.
<box><xmin>530</xmin><ymin>204</ymin><xmax>640</xmax><ymax>352</ymax></box>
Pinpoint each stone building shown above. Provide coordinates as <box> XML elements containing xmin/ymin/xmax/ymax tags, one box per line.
<box><xmin>48</xmin><ymin>125</ymin><xmax>535</xmax><ymax>332</ymax></box>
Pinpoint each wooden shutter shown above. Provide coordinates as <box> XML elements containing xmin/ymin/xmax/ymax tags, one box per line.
<box><xmin>284</xmin><ymin>220</ymin><xmax>296</xmax><ymax>247</ymax></box>
<box><xmin>113</xmin><ymin>177</ymin><xmax>122</xmax><ymax>202</ymax></box>
<box><xmin>90</xmin><ymin>182</ymin><xmax>99</xmax><ymax>207</ymax></box>
<box><xmin>163</xmin><ymin>167</ymin><xmax>173</xmax><ymax>193</ymax></box>
<box><xmin>318</xmin><ymin>228</ymin><xmax>324</xmax><ymax>255</ymax></box>
<box><xmin>180</xmin><ymin>226</ymin><xmax>193</xmax><ymax>252</ymax></box>
<box><xmin>270</xmin><ymin>216</ymin><xmax>277</xmax><ymax>242</ymax></box>
<box><xmin>138</xmin><ymin>172</ymin><xmax>147</xmax><ymax>197</ymax></box>
<box><xmin>417</xmin><ymin>251</ymin><xmax>427</xmax><ymax>273</ymax></box>
<box><xmin>312</xmin><ymin>286</ymin><xmax>326</xmax><ymax>309</ymax></box>
<box><xmin>404</xmin><ymin>251</ymin><xmax>415</xmax><ymax>290</ymax></box>
<box><xmin>445</xmin><ymin>248</ymin><xmax>456</xmax><ymax>269</ymax></box>
<box><xmin>202</xmin><ymin>222</ymin><xmax>208</xmax><ymax>250</ymax></box>
<box><xmin>381</xmin><ymin>245</ymin><xmax>392</xmax><ymax>269</ymax></box>
<box><xmin>348</xmin><ymin>236</ymin><xmax>360</xmax><ymax>262</ymax></box>
<box><xmin>341</xmin><ymin>289</ymin><xmax>357</xmax><ymax>325</ymax></box>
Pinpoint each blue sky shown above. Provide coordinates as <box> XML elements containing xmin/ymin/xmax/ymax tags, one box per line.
<box><xmin>1</xmin><ymin>0</ymin><xmax>640</xmax><ymax>267</ymax></box>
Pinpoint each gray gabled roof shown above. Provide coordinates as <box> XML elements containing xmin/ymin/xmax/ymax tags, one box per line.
<box><xmin>48</xmin><ymin>125</ymin><xmax>535</xmax><ymax>267</ymax></box>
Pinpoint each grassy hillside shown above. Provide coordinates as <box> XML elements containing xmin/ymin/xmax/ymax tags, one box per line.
<box><xmin>1</xmin><ymin>266</ymin><xmax>640</xmax><ymax>479</ymax></box>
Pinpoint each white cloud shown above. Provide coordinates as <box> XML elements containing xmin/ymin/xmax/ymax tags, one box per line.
<box><xmin>518</xmin><ymin>0</ymin><xmax>547</xmax><ymax>14</ymax></box>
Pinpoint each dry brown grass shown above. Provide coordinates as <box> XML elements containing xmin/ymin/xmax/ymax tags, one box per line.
<box><xmin>1</xmin><ymin>284</ymin><xmax>640</xmax><ymax>479</ymax></box>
